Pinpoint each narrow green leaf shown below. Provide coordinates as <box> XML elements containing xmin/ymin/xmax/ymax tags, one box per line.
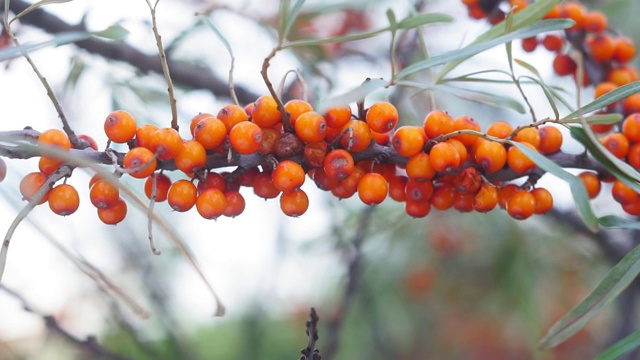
<box><xmin>562</xmin><ymin>81</ymin><xmax>640</xmax><ymax>121</ymax></box>
<box><xmin>93</xmin><ymin>24</ymin><xmax>129</xmax><ymax>41</ymax></box>
<box><xmin>282</xmin><ymin>0</ymin><xmax>306</xmax><ymax>41</ymax></box>
<box><xmin>10</xmin><ymin>0</ymin><xmax>72</xmax><ymax>24</ymax></box>
<box><xmin>278</xmin><ymin>0</ymin><xmax>290</xmax><ymax>42</ymax></box>
<box><xmin>396</xmin><ymin>13</ymin><xmax>453</xmax><ymax>29</ymax></box>
<box><xmin>599</xmin><ymin>215</ymin><xmax>640</xmax><ymax>230</ymax></box>
<box><xmin>518</xmin><ymin>74</ymin><xmax>560</xmax><ymax>120</ymax></box>
<box><xmin>508</xmin><ymin>141</ymin><xmax>598</xmax><ymax>231</ymax></box>
<box><xmin>539</xmin><ymin>243</ymin><xmax>640</xmax><ymax>348</ymax></box>
<box><xmin>386</xmin><ymin>9</ymin><xmax>397</xmax><ymax>30</ymax></box>
<box><xmin>200</xmin><ymin>15</ymin><xmax>234</xmax><ymax>59</ymax></box>
<box><xmin>316</xmin><ymin>78</ymin><xmax>387</xmax><ymax>112</ymax></box>
<box><xmin>396</xmin><ymin>19</ymin><xmax>573</xmax><ymax>80</ymax></box>
<box><xmin>596</xmin><ymin>328</ymin><xmax>640</xmax><ymax>360</ymax></box>
<box><xmin>0</xmin><ymin>31</ymin><xmax>90</xmax><ymax>62</ymax></box>
<box><xmin>561</xmin><ymin>113</ymin><xmax>622</xmax><ymax>125</ymax></box>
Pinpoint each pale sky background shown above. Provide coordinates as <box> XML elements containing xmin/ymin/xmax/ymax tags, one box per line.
<box><xmin>0</xmin><ymin>0</ymin><xmax>611</xmax><ymax>346</ymax></box>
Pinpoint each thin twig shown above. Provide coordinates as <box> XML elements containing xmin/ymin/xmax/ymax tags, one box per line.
<box><xmin>261</xmin><ymin>46</ymin><xmax>291</xmax><ymax>132</ymax></box>
<box><xmin>147</xmin><ymin>173</ymin><xmax>161</xmax><ymax>255</ymax></box>
<box><xmin>300</xmin><ymin>307</ymin><xmax>321</xmax><ymax>360</ymax></box>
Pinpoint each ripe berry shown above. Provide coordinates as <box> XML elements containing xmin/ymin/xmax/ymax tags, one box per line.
<box><xmin>498</xmin><ymin>184</ymin><xmax>519</xmax><ymax>209</ymax></box>
<box><xmin>251</xmin><ymin>95</ymin><xmax>282</xmax><ymax>128</ymax></box>
<box><xmin>512</xmin><ymin>127</ymin><xmax>540</xmax><ymax>148</ymax></box>
<box><xmin>190</xmin><ymin>113</ymin><xmax>215</xmax><ymax>137</ymax></box>
<box><xmin>612</xmin><ymin>180</ymin><xmax>639</xmax><ymax>204</ymax></box>
<box><xmin>272</xmin><ymin>160</ymin><xmax>305</xmax><ymax>192</ymax></box>
<box><xmin>144</xmin><ymin>173</ymin><xmax>172</xmax><ymax>202</ymax></box>
<box><xmin>537</xmin><ymin>126</ymin><xmax>563</xmax><ymax>154</ymax></box>
<box><xmin>521</xmin><ymin>37</ymin><xmax>538</xmax><ymax>52</ymax></box>
<box><xmin>486</xmin><ymin>121</ymin><xmax>513</xmax><ymax>139</ymax></box>
<box><xmin>38</xmin><ymin>129</ymin><xmax>71</xmax><ymax>157</ymax></box>
<box><xmin>578</xmin><ymin>172</ymin><xmax>601</xmax><ymax>199</ymax></box>
<box><xmin>324</xmin><ymin>105</ymin><xmax>352</xmax><ymax>128</ymax></box>
<box><xmin>341</xmin><ymin>120</ymin><xmax>373</xmax><ymax>152</ymax></box>
<box><xmin>453</xmin><ymin>192</ymin><xmax>475</xmax><ymax>213</ymax></box>
<box><xmin>19</xmin><ymin>172</ymin><xmax>49</xmax><ymax>204</ymax></box>
<box><xmin>104</xmin><ymin>110</ymin><xmax>137</xmax><ymax>143</ymax></box>
<box><xmin>167</xmin><ymin>179</ymin><xmax>197</xmax><ymax>212</ymax></box>
<box><xmin>196</xmin><ymin>188</ymin><xmax>227</xmax><ymax>219</ymax></box>
<box><xmin>507</xmin><ymin>142</ymin><xmax>537</xmax><ymax>174</ymax></box>
<box><xmin>229</xmin><ymin>121</ymin><xmax>262</xmax><ymax>154</ymax></box>
<box><xmin>135</xmin><ymin>124</ymin><xmax>159</xmax><ymax>149</ymax></box>
<box><xmin>628</xmin><ymin>143</ymin><xmax>640</xmax><ymax>170</ymax></box>
<box><xmin>507</xmin><ymin>190</ymin><xmax>536</xmax><ymax>220</ymax></box>
<box><xmin>284</xmin><ymin>99</ymin><xmax>313</xmax><ymax>126</ymax></box>
<box><xmin>552</xmin><ymin>54</ymin><xmax>577</xmax><ymax>76</ymax></box>
<box><xmin>601</xmin><ymin>133</ymin><xmax>630</xmax><ymax>159</ymax></box>
<box><xmin>542</xmin><ymin>34</ymin><xmax>563</xmax><ymax>52</ymax></box>
<box><xmin>197</xmin><ymin>171</ymin><xmax>227</xmax><ymax>193</ymax></box>
<box><xmin>587</xmin><ymin>34</ymin><xmax>615</xmax><ymax>63</ymax></box>
<box><xmin>174</xmin><ymin>140</ymin><xmax>207</xmax><ymax>174</ymax></box>
<box><xmin>614</xmin><ymin>37</ymin><xmax>637</xmax><ymax>64</ymax></box>
<box><xmin>253</xmin><ymin>171</ymin><xmax>281</xmax><ymax>199</ymax></box>
<box><xmin>561</xmin><ymin>2</ymin><xmax>586</xmax><ymax>31</ymax></box>
<box><xmin>38</xmin><ymin>156</ymin><xmax>62</xmax><ymax>176</ymax></box>
<box><xmin>423</xmin><ymin>110</ymin><xmax>454</xmax><ymax>139</ymax></box>
<box><xmin>357</xmin><ymin>173</ymin><xmax>388</xmax><ymax>205</ymax></box>
<box><xmin>531</xmin><ymin>187</ymin><xmax>553</xmax><ymax>214</ymax></box>
<box><xmin>90</xmin><ymin>180</ymin><xmax>119</xmax><ymax>209</ymax></box>
<box><xmin>405</xmin><ymin>179</ymin><xmax>433</xmax><ymax>202</ymax></box>
<box><xmin>622</xmin><ymin>113</ymin><xmax>640</xmax><ymax>142</ymax></box>
<box><xmin>223</xmin><ymin>191</ymin><xmax>246</xmax><ymax>217</ymax></box>
<box><xmin>78</xmin><ymin>134</ymin><xmax>99</xmax><ymax>150</ymax></box>
<box><xmin>388</xmin><ymin>175</ymin><xmax>408</xmax><ymax>202</ymax></box>
<box><xmin>431</xmin><ymin>184</ymin><xmax>456</xmax><ymax>210</ymax></box>
<box><xmin>392</xmin><ymin>126</ymin><xmax>425</xmax><ymax>157</ymax></box>
<box><xmin>406</xmin><ymin>153</ymin><xmax>435</xmax><ymax>181</ymax></box>
<box><xmin>149</xmin><ymin>127</ymin><xmax>183</xmax><ymax>161</ymax></box>
<box><xmin>218</xmin><ymin>105</ymin><xmax>249</xmax><ymax>133</ymax></box>
<box><xmin>48</xmin><ymin>183</ymin><xmax>80</xmax><ymax>216</ymax></box>
<box><xmin>194</xmin><ymin>117</ymin><xmax>227</xmax><ymax>150</ymax></box>
<box><xmin>452</xmin><ymin>115</ymin><xmax>481</xmax><ymax>146</ymax></box>
<box><xmin>405</xmin><ymin>200</ymin><xmax>431</xmax><ymax>218</ymax></box>
<box><xmin>584</xmin><ymin>10</ymin><xmax>607</xmax><ymax>33</ymax></box>
<box><xmin>474</xmin><ymin>140</ymin><xmax>507</xmax><ymax>173</ymax></box>
<box><xmin>429</xmin><ymin>142</ymin><xmax>461</xmax><ymax>173</ymax></box>
<box><xmin>473</xmin><ymin>183</ymin><xmax>498</xmax><ymax>213</ymax></box>
<box><xmin>366</xmin><ymin>101</ymin><xmax>398</xmax><ymax>133</ymax></box>
<box><xmin>294</xmin><ymin>112</ymin><xmax>327</xmax><ymax>143</ymax></box>
<box><xmin>97</xmin><ymin>198</ymin><xmax>127</xmax><ymax>225</ymax></box>
<box><xmin>280</xmin><ymin>189</ymin><xmax>309</xmax><ymax>217</ymax></box>
<box><xmin>123</xmin><ymin>147</ymin><xmax>157</xmax><ymax>179</ymax></box>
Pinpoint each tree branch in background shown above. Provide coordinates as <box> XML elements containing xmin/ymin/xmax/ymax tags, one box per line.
<box><xmin>0</xmin><ymin>284</ymin><xmax>131</xmax><ymax>360</ymax></box>
<box><xmin>300</xmin><ymin>307</ymin><xmax>321</xmax><ymax>360</ymax></box>
<box><xmin>7</xmin><ymin>0</ymin><xmax>260</xmax><ymax>106</ymax></box>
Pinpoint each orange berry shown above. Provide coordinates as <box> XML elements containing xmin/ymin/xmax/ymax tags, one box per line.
<box><xmin>217</xmin><ymin>105</ymin><xmax>248</xmax><ymax>133</ymax></box>
<box><xmin>552</xmin><ymin>54</ymin><xmax>577</xmax><ymax>76</ymax></box>
<box><xmin>331</xmin><ymin>166</ymin><xmax>365</xmax><ymax>199</ymax></box>
<box><xmin>294</xmin><ymin>112</ymin><xmax>327</xmax><ymax>143</ymax></box>
<box><xmin>578</xmin><ymin>172</ymin><xmax>601</xmax><ymax>199</ymax></box>
<box><xmin>474</xmin><ymin>183</ymin><xmax>498</xmax><ymax>213</ymax></box>
<box><xmin>512</xmin><ymin>127</ymin><xmax>540</xmax><ymax>148</ymax></box>
<box><xmin>521</xmin><ymin>36</ymin><xmax>538</xmax><ymax>52</ymax></box>
<box><xmin>474</xmin><ymin>140</ymin><xmax>507</xmax><ymax>173</ymax></box>
<box><xmin>325</xmin><ymin>105</ymin><xmax>352</xmax><ymax>128</ymax></box>
<box><xmin>253</xmin><ymin>171</ymin><xmax>281</xmax><ymax>199</ymax></box>
<box><xmin>624</xmin><ymin>94</ymin><xmax>640</xmax><ymax>114</ymax></box>
<box><xmin>453</xmin><ymin>191</ymin><xmax>475</xmax><ymax>213</ymax></box>
<box><xmin>197</xmin><ymin>171</ymin><xmax>227</xmax><ymax>193</ymax></box>
<box><xmin>406</xmin><ymin>153</ymin><xmax>436</xmax><ymax>181</ymax></box>
<box><xmin>78</xmin><ymin>134</ymin><xmax>98</xmax><ymax>150</ymax></box>
<box><xmin>312</xmin><ymin>167</ymin><xmax>338</xmax><ymax>191</ymax></box>
<box><xmin>175</xmin><ymin>140</ymin><xmax>207</xmax><ymax>174</ymax></box>
<box><xmin>195</xmin><ymin>188</ymin><xmax>227</xmax><ymax>219</ymax></box>
<box><xmin>144</xmin><ymin>173</ymin><xmax>172</xmax><ymax>202</ymax></box>
<box><xmin>453</xmin><ymin>167</ymin><xmax>482</xmax><ymax>194</ymax></box>
<box><xmin>542</xmin><ymin>34</ymin><xmax>563</xmax><ymax>52</ymax></box>
<box><xmin>251</xmin><ymin>95</ymin><xmax>282</xmax><ymax>128</ymax></box>
<box><xmin>612</xmin><ymin>180</ymin><xmax>640</xmax><ymax>204</ymax></box>
<box><xmin>594</xmin><ymin>82</ymin><xmax>618</xmax><ymax>100</ymax></box>
<box><xmin>388</xmin><ymin>175</ymin><xmax>408</xmax><ymax>202</ymax></box>
<box><xmin>38</xmin><ymin>129</ymin><xmax>71</xmax><ymax>158</ymax></box>
<box><xmin>189</xmin><ymin>113</ymin><xmax>215</xmax><ymax>137</ymax></box>
<box><xmin>614</xmin><ymin>37</ymin><xmax>636</xmax><ymax>64</ymax></box>
<box><xmin>405</xmin><ymin>179</ymin><xmax>433</xmax><ymax>202</ymax></box>
<box><xmin>467</xmin><ymin>5</ymin><xmax>486</xmax><ymax>20</ymax></box>
<box><xmin>357</xmin><ymin>173</ymin><xmax>388</xmax><ymax>205</ymax></box>
<box><xmin>48</xmin><ymin>184</ymin><xmax>79</xmax><ymax>216</ymax></box>
<box><xmin>623</xmin><ymin>113</ymin><xmax>640</xmax><ymax>142</ymax></box>
<box><xmin>167</xmin><ymin>179</ymin><xmax>197</xmax><ymax>212</ymax></box>
<box><xmin>97</xmin><ymin>198</ymin><xmax>127</xmax><ymax>225</ymax></box>
<box><xmin>587</xmin><ymin>34</ymin><xmax>615</xmax><ymax>63</ymax></box>
<box><xmin>392</xmin><ymin>126</ymin><xmax>425</xmax><ymax>157</ymax></box>
<box><xmin>543</xmin><ymin>5</ymin><xmax>562</xmax><ymax>19</ymax></box>
<box><xmin>452</xmin><ymin>115</ymin><xmax>481</xmax><ymax>146</ymax></box>
<box><xmin>561</xmin><ymin>2</ymin><xmax>586</xmax><ymax>31</ymax></box>
<box><xmin>149</xmin><ymin>127</ymin><xmax>183</xmax><ymax>161</ymax></box>
<box><xmin>371</xmin><ymin>130</ymin><xmax>390</xmax><ymax>145</ymax></box>
<box><xmin>90</xmin><ymin>180</ymin><xmax>119</xmax><ymax>209</ymax></box>
<box><xmin>340</xmin><ymin>120</ymin><xmax>373</xmax><ymax>152</ymax></box>
<box><xmin>423</xmin><ymin>110</ymin><xmax>454</xmax><ymax>139</ymax></box>
<box><xmin>509</xmin><ymin>0</ymin><xmax>527</xmax><ymax>12</ymax></box>
<box><xmin>222</xmin><ymin>190</ymin><xmax>245</xmax><ymax>217</ymax></box>
<box><xmin>280</xmin><ymin>188</ymin><xmax>309</xmax><ymax>217</ymax></box>
<box><xmin>38</xmin><ymin>156</ymin><xmax>62</xmax><ymax>176</ymax></box>
<box><xmin>431</xmin><ymin>184</ymin><xmax>457</xmax><ymax>210</ymax></box>
<box><xmin>507</xmin><ymin>190</ymin><xmax>536</xmax><ymax>220</ymax></box>
<box><xmin>498</xmin><ymin>184</ymin><xmax>519</xmax><ymax>209</ymax></box>
<box><xmin>135</xmin><ymin>124</ymin><xmax>159</xmax><ymax>149</ymax></box>
<box><xmin>272</xmin><ymin>160</ymin><xmax>305</xmax><ymax>192</ymax></box>
<box><xmin>123</xmin><ymin>147</ymin><xmax>157</xmax><ymax>179</ymax></box>
<box><xmin>366</xmin><ymin>101</ymin><xmax>398</xmax><ymax>133</ymax></box>
<box><xmin>486</xmin><ymin>121</ymin><xmax>513</xmax><ymax>139</ymax></box>
<box><xmin>405</xmin><ymin>200</ymin><xmax>431</xmax><ymax>218</ymax></box>
<box><xmin>429</xmin><ymin>142</ymin><xmax>461</xmax><ymax>173</ymax></box>
<box><xmin>531</xmin><ymin>187</ymin><xmax>553</xmax><ymax>214</ymax></box>
<box><xmin>628</xmin><ymin>143</ymin><xmax>640</xmax><ymax>170</ymax></box>
<box><xmin>601</xmin><ymin>133</ymin><xmax>630</xmax><ymax>159</ymax></box>
<box><xmin>284</xmin><ymin>99</ymin><xmax>313</xmax><ymax>126</ymax></box>
<box><xmin>584</xmin><ymin>11</ymin><xmax>607</xmax><ymax>33</ymax></box>
<box><xmin>323</xmin><ymin>149</ymin><xmax>355</xmax><ymax>182</ymax></box>
<box><xmin>303</xmin><ymin>141</ymin><xmax>327</xmax><ymax>168</ymax></box>
<box><xmin>194</xmin><ymin>117</ymin><xmax>226</xmax><ymax>150</ymax></box>
<box><xmin>19</xmin><ymin>172</ymin><xmax>49</xmax><ymax>204</ymax></box>
<box><xmin>260</xmin><ymin>127</ymin><xmax>281</xmax><ymax>155</ymax></box>
<box><xmin>229</xmin><ymin>121</ymin><xmax>262</xmax><ymax>154</ymax></box>
<box><xmin>607</xmin><ymin>65</ymin><xmax>638</xmax><ymax>86</ymax></box>
<box><xmin>623</xmin><ymin>200</ymin><xmax>640</xmax><ymax>215</ymax></box>
<box><xmin>507</xmin><ymin>142</ymin><xmax>537</xmax><ymax>174</ymax></box>
<box><xmin>591</xmin><ymin>123</ymin><xmax>614</xmax><ymax>134</ymax></box>
<box><xmin>537</xmin><ymin>126</ymin><xmax>563</xmax><ymax>154</ymax></box>
<box><xmin>104</xmin><ymin>110</ymin><xmax>137</xmax><ymax>143</ymax></box>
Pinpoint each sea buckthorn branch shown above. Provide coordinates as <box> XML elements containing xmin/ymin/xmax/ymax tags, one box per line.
<box><xmin>0</xmin><ymin>284</ymin><xmax>132</xmax><ymax>360</ymax></box>
<box><xmin>299</xmin><ymin>307</ymin><xmax>321</xmax><ymax>360</ymax></box>
<box><xmin>5</xmin><ymin>0</ymin><xmax>260</xmax><ymax>105</ymax></box>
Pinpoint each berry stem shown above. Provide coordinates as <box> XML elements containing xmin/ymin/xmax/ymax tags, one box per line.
<box><xmin>261</xmin><ymin>46</ymin><xmax>292</xmax><ymax>132</ymax></box>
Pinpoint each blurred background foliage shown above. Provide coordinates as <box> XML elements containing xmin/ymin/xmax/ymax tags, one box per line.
<box><xmin>2</xmin><ymin>0</ymin><xmax>640</xmax><ymax>359</ymax></box>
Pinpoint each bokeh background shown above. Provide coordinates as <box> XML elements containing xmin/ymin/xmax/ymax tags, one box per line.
<box><xmin>1</xmin><ymin>0</ymin><xmax>640</xmax><ymax>359</ymax></box>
